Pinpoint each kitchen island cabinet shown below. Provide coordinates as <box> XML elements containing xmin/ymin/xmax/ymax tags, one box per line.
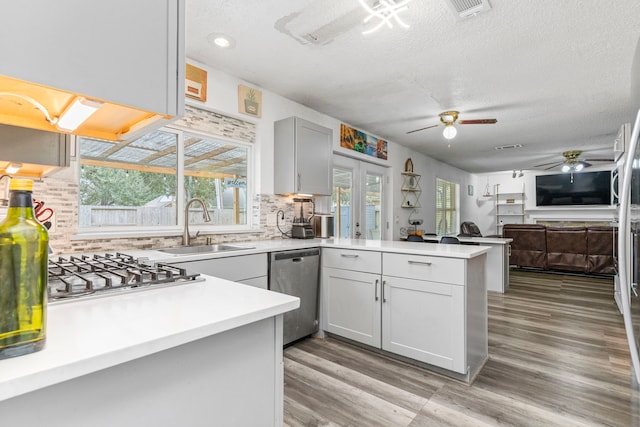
<box><xmin>0</xmin><ymin>276</ymin><xmax>298</xmax><ymax>426</ymax></box>
<box><xmin>382</xmin><ymin>252</ymin><xmax>486</xmax><ymax>378</ymax></box>
<box><xmin>323</xmin><ymin>248</ymin><xmax>382</xmax><ymax>347</ymax></box>
<box><xmin>321</xmin><ymin>241</ymin><xmax>488</xmax><ymax>383</ymax></box>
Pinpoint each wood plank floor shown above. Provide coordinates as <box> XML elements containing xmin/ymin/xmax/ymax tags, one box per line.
<box><xmin>283</xmin><ymin>270</ymin><xmax>640</xmax><ymax>426</ymax></box>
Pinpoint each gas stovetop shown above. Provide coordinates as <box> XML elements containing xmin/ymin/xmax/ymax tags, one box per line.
<box><xmin>48</xmin><ymin>252</ymin><xmax>202</xmax><ymax>303</ymax></box>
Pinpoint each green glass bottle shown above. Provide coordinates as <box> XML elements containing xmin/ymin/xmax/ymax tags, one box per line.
<box><xmin>0</xmin><ymin>178</ymin><xmax>48</xmax><ymax>359</ymax></box>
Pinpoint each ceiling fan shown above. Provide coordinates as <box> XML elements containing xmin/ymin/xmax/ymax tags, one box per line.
<box><xmin>534</xmin><ymin>150</ymin><xmax>612</xmax><ymax>172</ymax></box>
<box><xmin>406</xmin><ymin>110</ymin><xmax>498</xmax><ymax>139</ymax></box>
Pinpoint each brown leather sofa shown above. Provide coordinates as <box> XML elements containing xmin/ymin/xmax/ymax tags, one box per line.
<box><xmin>502</xmin><ymin>224</ymin><xmax>617</xmax><ymax>275</ymax></box>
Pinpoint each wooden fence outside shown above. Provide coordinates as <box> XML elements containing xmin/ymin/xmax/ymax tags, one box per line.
<box><xmin>79</xmin><ymin>206</ymin><xmax>246</xmax><ymax>227</ymax></box>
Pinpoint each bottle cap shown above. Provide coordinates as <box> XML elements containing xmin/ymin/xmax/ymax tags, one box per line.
<box><xmin>9</xmin><ymin>178</ymin><xmax>33</xmax><ymax>192</ymax></box>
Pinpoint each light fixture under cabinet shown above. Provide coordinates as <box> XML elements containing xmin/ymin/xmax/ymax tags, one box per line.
<box><xmin>56</xmin><ymin>98</ymin><xmax>103</xmax><ymax>131</ymax></box>
<box><xmin>0</xmin><ymin>75</ymin><xmax>174</xmax><ymax>141</ymax></box>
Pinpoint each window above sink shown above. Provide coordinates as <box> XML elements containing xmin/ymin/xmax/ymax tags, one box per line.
<box><xmin>76</xmin><ymin>105</ymin><xmax>255</xmax><ymax>237</ymax></box>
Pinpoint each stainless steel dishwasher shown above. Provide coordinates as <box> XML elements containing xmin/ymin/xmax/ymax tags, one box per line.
<box><xmin>269</xmin><ymin>248</ymin><xmax>320</xmax><ymax>345</ymax></box>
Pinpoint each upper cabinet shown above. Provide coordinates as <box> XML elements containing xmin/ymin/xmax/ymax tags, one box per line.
<box><xmin>274</xmin><ymin>117</ymin><xmax>333</xmax><ymax>196</ymax></box>
<box><xmin>0</xmin><ymin>0</ymin><xmax>185</xmax><ymax>142</ymax></box>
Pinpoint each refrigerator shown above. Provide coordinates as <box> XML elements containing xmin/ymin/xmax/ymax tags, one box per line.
<box><xmin>616</xmin><ymin>34</ymin><xmax>640</xmax><ymax>382</ymax></box>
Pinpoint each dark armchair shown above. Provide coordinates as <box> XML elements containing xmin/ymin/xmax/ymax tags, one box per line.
<box><xmin>459</xmin><ymin>221</ymin><xmax>501</xmax><ymax>238</ymax></box>
<box><xmin>460</xmin><ymin>221</ymin><xmax>482</xmax><ymax>237</ymax></box>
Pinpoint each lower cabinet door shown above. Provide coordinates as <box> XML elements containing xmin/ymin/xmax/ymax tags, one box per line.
<box><xmin>323</xmin><ymin>267</ymin><xmax>381</xmax><ymax>347</ymax></box>
<box><xmin>381</xmin><ymin>276</ymin><xmax>466</xmax><ymax>374</ymax></box>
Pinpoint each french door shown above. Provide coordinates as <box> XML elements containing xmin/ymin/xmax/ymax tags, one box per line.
<box><xmin>332</xmin><ymin>155</ymin><xmax>386</xmax><ymax>240</ymax></box>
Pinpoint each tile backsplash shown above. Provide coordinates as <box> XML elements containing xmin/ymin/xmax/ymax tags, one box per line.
<box><xmin>28</xmin><ymin>170</ymin><xmax>306</xmax><ymax>253</ymax></box>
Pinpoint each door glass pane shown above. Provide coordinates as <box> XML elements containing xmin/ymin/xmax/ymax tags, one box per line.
<box><xmin>364</xmin><ymin>173</ymin><xmax>382</xmax><ymax>240</ymax></box>
<box><xmin>332</xmin><ymin>167</ymin><xmax>352</xmax><ymax>238</ymax></box>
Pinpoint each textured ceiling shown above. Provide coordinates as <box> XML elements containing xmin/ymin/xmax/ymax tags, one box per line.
<box><xmin>186</xmin><ymin>0</ymin><xmax>640</xmax><ymax>173</ymax></box>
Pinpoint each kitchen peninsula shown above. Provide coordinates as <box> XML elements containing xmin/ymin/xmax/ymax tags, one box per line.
<box><xmin>0</xmin><ymin>238</ymin><xmax>489</xmax><ymax>426</ymax></box>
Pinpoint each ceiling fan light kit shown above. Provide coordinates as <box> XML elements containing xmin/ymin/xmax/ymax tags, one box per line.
<box><xmin>534</xmin><ymin>149</ymin><xmax>612</xmax><ymax>172</ymax></box>
<box><xmin>406</xmin><ymin>110</ymin><xmax>497</xmax><ymax>138</ymax></box>
<box><xmin>443</xmin><ymin>124</ymin><xmax>457</xmax><ymax>139</ymax></box>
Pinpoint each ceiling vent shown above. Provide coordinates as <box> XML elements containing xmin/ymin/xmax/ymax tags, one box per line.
<box><xmin>495</xmin><ymin>144</ymin><xmax>523</xmax><ymax>150</ymax></box>
<box><xmin>275</xmin><ymin>2</ymin><xmax>364</xmax><ymax>46</ymax></box>
<box><xmin>446</xmin><ymin>0</ymin><xmax>492</xmax><ymax>20</ymax></box>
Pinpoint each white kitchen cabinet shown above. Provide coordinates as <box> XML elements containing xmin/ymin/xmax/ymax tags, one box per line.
<box><xmin>381</xmin><ymin>276</ymin><xmax>465</xmax><ymax>373</ymax></box>
<box><xmin>0</xmin><ymin>0</ymin><xmax>184</xmax><ymax>139</ymax></box>
<box><xmin>322</xmin><ymin>247</ymin><xmax>488</xmax><ymax>381</ymax></box>
<box><xmin>382</xmin><ymin>252</ymin><xmax>487</xmax><ymax>378</ymax></box>
<box><xmin>323</xmin><ymin>267</ymin><xmax>381</xmax><ymax>347</ymax></box>
<box><xmin>168</xmin><ymin>253</ymin><xmax>268</xmax><ymax>289</ymax></box>
<box><xmin>274</xmin><ymin>117</ymin><xmax>333</xmax><ymax>195</ymax></box>
<box><xmin>322</xmin><ymin>248</ymin><xmax>382</xmax><ymax>347</ymax></box>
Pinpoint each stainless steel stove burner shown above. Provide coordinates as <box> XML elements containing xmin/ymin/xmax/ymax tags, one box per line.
<box><xmin>48</xmin><ymin>252</ymin><xmax>202</xmax><ymax>303</ymax></box>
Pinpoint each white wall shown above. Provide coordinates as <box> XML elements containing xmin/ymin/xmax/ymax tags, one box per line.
<box><xmin>188</xmin><ymin>58</ymin><xmax>475</xmax><ymax>240</ymax></box>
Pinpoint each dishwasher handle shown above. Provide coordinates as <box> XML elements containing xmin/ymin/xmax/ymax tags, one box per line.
<box><xmin>271</xmin><ymin>249</ymin><xmax>320</xmax><ymax>261</ymax></box>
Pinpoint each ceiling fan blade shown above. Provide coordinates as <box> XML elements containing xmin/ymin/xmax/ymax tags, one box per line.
<box><xmin>535</xmin><ymin>160</ymin><xmax>562</xmax><ymax>168</ymax></box>
<box><xmin>581</xmin><ymin>161</ymin><xmax>592</xmax><ymax>168</ymax></box>
<box><xmin>406</xmin><ymin>124</ymin><xmax>439</xmax><ymax>134</ymax></box>
<box><xmin>458</xmin><ymin>119</ymin><xmax>497</xmax><ymax>125</ymax></box>
<box><xmin>542</xmin><ymin>162</ymin><xmax>563</xmax><ymax>170</ymax></box>
<box><xmin>584</xmin><ymin>158</ymin><xmax>613</xmax><ymax>162</ymax></box>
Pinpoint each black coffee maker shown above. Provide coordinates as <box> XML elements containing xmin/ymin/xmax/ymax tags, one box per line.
<box><xmin>291</xmin><ymin>198</ymin><xmax>315</xmax><ymax>239</ymax></box>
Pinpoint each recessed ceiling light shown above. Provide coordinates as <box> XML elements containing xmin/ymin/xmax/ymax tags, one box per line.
<box><xmin>207</xmin><ymin>33</ymin><xmax>235</xmax><ymax>48</ymax></box>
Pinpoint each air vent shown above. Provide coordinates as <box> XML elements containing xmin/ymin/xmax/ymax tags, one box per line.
<box><xmin>495</xmin><ymin>144</ymin><xmax>523</xmax><ymax>150</ymax></box>
<box><xmin>446</xmin><ymin>0</ymin><xmax>492</xmax><ymax>19</ymax></box>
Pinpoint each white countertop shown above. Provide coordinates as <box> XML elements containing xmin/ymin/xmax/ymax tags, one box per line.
<box><xmin>1</xmin><ymin>237</ymin><xmax>489</xmax><ymax>402</ymax></box>
<box><xmin>0</xmin><ymin>275</ymin><xmax>299</xmax><ymax>402</ymax></box>
<box><xmin>133</xmin><ymin>237</ymin><xmax>490</xmax><ymax>264</ymax></box>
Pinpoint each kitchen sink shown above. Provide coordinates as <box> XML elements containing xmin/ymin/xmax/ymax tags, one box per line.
<box><xmin>158</xmin><ymin>244</ymin><xmax>253</xmax><ymax>255</ymax></box>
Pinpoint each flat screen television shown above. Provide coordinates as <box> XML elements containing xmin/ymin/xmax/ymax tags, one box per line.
<box><xmin>535</xmin><ymin>171</ymin><xmax>611</xmax><ymax>206</ymax></box>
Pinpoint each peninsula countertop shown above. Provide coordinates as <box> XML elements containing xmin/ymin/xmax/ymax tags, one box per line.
<box><xmin>0</xmin><ymin>237</ymin><xmax>489</xmax><ymax>402</ymax></box>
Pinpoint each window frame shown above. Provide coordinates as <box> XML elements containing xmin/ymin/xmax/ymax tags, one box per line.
<box><xmin>75</xmin><ymin>124</ymin><xmax>255</xmax><ymax>238</ymax></box>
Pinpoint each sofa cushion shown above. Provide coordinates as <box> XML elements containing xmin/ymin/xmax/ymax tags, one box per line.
<box><xmin>546</xmin><ymin>226</ymin><xmax>588</xmax><ymax>272</ymax></box>
<box><xmin>587</xmin><ymin>226</ymin><xmax>617</xmax><ymax>275</ymax></box>
<box><xmin>503</xmin><ymin>224</ymin><xmax>547</xmax><ymax>269</ymax></box>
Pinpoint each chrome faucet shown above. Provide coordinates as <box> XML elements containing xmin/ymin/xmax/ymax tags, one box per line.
<box><xmin>183</xmin><ymin>198</ymin><xmax>212</xmax><ymax>246</ymax></box>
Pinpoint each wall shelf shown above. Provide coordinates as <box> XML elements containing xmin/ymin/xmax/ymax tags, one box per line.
<box><xmin>401</xmin><ymin>172</ymin><xmax>421</xmax><ymax>208</ymax></box>
<box><xmin>495</xmin><ymin>183</ymin><xmax>525</xmax><ymax>234</ymax></box>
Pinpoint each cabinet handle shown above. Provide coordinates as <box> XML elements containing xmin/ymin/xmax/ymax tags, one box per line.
<box><xmin>507</xmin><ymin>245</ymin><xmax>511</xmax><ymax>256</ymax></box>
<box><xmin>408</xmin><ymin>260</ymin><xmax>432</xmax><ymax>266</ymax></box>
<box><xmin>374</xmin><ymin>279</ymin><xmax>379</xmax><ymax>301</ymax></box>
<box><xmin>382</xmin><ymin>280</ymin><xmax>387</xmax><ymax>303</ymax></box>
<box><xmin>297</xmin><ymin>172</ymin><xmax>301</xmax><ymax>192</ymax></box>
<box><xmin>340</xmin><ymin>254</ymin><xmax>359</xmax><ymax>258</ymax></box>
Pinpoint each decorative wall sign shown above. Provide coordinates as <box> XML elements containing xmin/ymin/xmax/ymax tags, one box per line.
<box><xmin>340</xmin><ymin>124</ymin><xmax>387</xmax><ymax>160</ymax></box>
<box><xmin>185</xmin><ymin>64</ymin><xmax>207</xmax><ymax>102</ymax></box>
<box><xmin>223</xmin><ymin>177</ymin><xmax>247</xmax><ymax>188</ymax></box>
<box><xmin>238</xmin><ymin>85</ymin><xmax>262</xmax><ymax>118</ymax></box>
